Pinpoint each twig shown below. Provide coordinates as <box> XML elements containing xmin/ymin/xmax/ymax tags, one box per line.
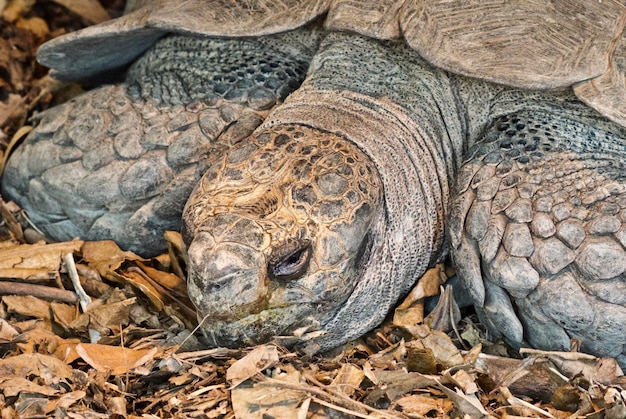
<box><xmin>63</xmin><ymin>252</ymin><xmax>100</xmax><ymax>343</ymax></box>
<box><xmin>261</xmin><ymin>375</ymin><xmax>407</xmax><ymax>419</ymax></box>
<box><xmin>310</xmin><ymin>396</ymin><xmax>395</xmax><ymax>419</ymax></box>
<box><xmin>507</xmin><ymin>395</ymin><xmax>555</xmax><ymax>418</ymax></box>
<box><xmin>0</xmin><ymin>280</ymin><xmax>78</xmax><ymax>304</ymax></box>
<box><xmin>63</xmin><ymin>252</ymin><xmax>91</xmax><ymax>311</ymax></box>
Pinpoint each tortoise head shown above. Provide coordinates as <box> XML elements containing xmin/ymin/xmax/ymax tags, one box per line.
<box><xmin>182</xmin><ymin>124</ymin><xmax>383</xmax><ymax>350</ymax></box>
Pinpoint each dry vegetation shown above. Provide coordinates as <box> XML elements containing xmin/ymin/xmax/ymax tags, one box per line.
<box><xmin>0</xmin><ymin>1</ymin><xmax>625</xmax><ymax>417</ymax></box>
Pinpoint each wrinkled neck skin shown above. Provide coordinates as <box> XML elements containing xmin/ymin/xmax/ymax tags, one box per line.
<box><xmin>258</xmin><ymin>32</ymin><xmax>477</xmax><ymax>352</ymax></box>
<box><xmin>264</xmin><ymin>34</ymin><xmax>478</xmax><ymax>350</ymax></box>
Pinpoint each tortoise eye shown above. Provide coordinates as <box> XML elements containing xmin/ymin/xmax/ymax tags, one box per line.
<box><xmin>268</xmin><ymin>240</ymin><xmax>311</xmax><ymax>281</ymax></box>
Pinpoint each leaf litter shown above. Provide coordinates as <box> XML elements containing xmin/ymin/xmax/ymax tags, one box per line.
<box><xmin>0</xmin><ymin>1</ymin><xmax>626</xmax><ymax>417</ymax></box>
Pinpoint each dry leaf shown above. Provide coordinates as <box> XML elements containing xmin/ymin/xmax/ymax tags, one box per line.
<box><xmin>520</xmin><ymin>348</ymin><xmax>625</xmax><ymax>385</ymax></box>
<box><xmin>0</xmin><ymin>267</ymin><xmax>56</xmax><ymax>282</ymax></box>
<box><xmin>0</xmin><ymin>376</ymin><xmax>58</xmax><ymax>397</ymax></box>
<box><xmin>369</xmin><ymin>369</ymin><xmax>442</xmax><ymax>402</ymax></box>
<box><xmin>0</xmin><ymin>317</ymin><xmax>19</xmax><ymax>340</ymax></box>
<box><xmin>50</xmin><ymin>0</ymin><xmax>110</xmax><ymax>23</ymax></box>
<box><xmin>451</xmin><ymin>369</ymin><xmax>479</xmax><ymax>395</ymax></box>
<box><xmin>3</xmin><ymin>294</ymin><xmax>51</xmax><ymax>320</ymax></box>
<box><xmin>435</xmin><ymin>381</ymin><xmax>489</xmax><ymax>418</ymax></box>
<box><xmin>394</xmin><ymin>394</ymin><xmax>454</xmax><ymax>416</ymax></box>
<box><xmin>0</xmin><ymin>353</ymin><xmax>73</xmax><ymax>381</ymax></box>
<box><xmin>136</xmin><ymin>262</ymin><xmax>187</xmax><ymax>296</ymax></box>
<box><xmin>368</xmin><ymin>340</ymin><xmax>406</xmax><ymax>369</ymax></box>
<box><xmin>120</xmin><ymin>270</ymin><xmax>164</xmax><ymax>310</ymax></box>
<box><xmin>404</xmin><ymin>325</ymin><xmax>464</xmax><ymax>367</ymax></box>
<box><xmin>0</xmin><ymin>199</ymin><xmax>24</xmax><ymax>241</ymax></box>
<box><xmin>0</xmin><ymin>240</ymin><xmax>83</xmax><ymax>270</ymax></box>
<box><xmin>164</xmin><ymin>230</ymin><xmax>187</xmax><ymax>279</ymax></box>
<box><xmin>331</xmin><ymin>363</ymin><xmax>364</xmax><ymax>396</ymax></box>
<box><xmin>1</xmin><ymin>0</ymin><xmax>34</xmax><ymax>22</ymax></box>
<box><xmin>81</xmin><ymin>240</ymin><xmax>143</xmax><ymax>279</ymax></box>
<box><xmin>71</xmin><ymin>298</ymin><xmax>135</xmax><ymax>335</ymax></box>
<box><xmin>405</xmin><ymin>346</ymin><xmax>438</xmax><ymax>374</ymax></box>
<box><xmin>17</xmin><ymin>328</ymin><xmax>81</xmax><ymax>364</ymax></box>
<box><xmin>51</xmin><ymin>301</ymin><xmax>78</xmax><ymax>329</ymax></box>
<box><xmin>393</xmin><ymin>264</ymin><xmax>447</xmax><ymax>327</ymax></box>
<box><xmin>226</xmin><ymin>345</ymin><xmax>280</xmax><ymax>388</ymax></box>
<box><xmin>15</xmin><ymin>15</ymin><xmax>48</xmax><ymax>39</ymax></box>
<box><xmin>76</xmin><ymin>343</ymin><xmax>158</xmax><ymax>375</ymax></box>
<box><xmin>231</xmin><ymin>370</ymin><xmax>306</xmax><ymax>419</ymax></box>
<box><xmin>56</xmin><ymin>391</ymin><xmax>87</xmax><ymax>409</ymax></box>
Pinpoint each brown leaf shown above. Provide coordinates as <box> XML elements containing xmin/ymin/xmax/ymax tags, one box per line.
<box><xmin>231</xmin><ymin>370</ymin><xmax>306</xmax><ymax>419</ymax></box>
<box><xmin>0</xmin><ymin>198</ymin><xmax>24</xmax><ymax>241</ymax></box>
<box><xmin>0</xmin><ymin>353</ymin><xmax>73</xmax><ymax>381</ymax></box>
<box><xmin>0</xmin><ymin>267</ymin><xmax>56</xmax><ymax>282</ymax></box>
<box><xmin>368</xmin><ymin>340</ymin><xmax>406</xmax><ymax>369</ymax></box>
<box><xmin>76</xmin><ymin>343</ymin><xmax>158</xmax><ymax>375</ymax></box>
<box><xmin>0</xmin><ymin>240</ymin><xmax>83</xmax><ymax>270</ymax></box>
<box><xmin>81</xmin><ymin>240</ymin><xmax>143</xmax><ymax>279</ymax></box>
<box><xmin>330</xmin><ymin>363</ymin><xmax>364</xmax><ymax>396</ymax></box>
<box><xmin>0</xmin><ymin>376</ymin><xmax>58</xmax><ymax>397</ymax></box>
<box><xmin>369</xmin><ymin>369</ymin><xmax>444</xmax><ymax>402</ymax></box>
<box><xmin>3</xmin><ymin>294</ymin><xmax>51</xmax><ymax>320</ymax></box>
<box><xmin>1</xmin><ymin>0</ymin><xmax>35</xmax><ymax>23</ymax></box>
<box><xmin>226</xmin><ymin>345</ymin><xmax>280</xmax><ymax>388</ymax></box>
<box><xmin>393</xmin><ymin>264</ymin><xmax>447</xmax><ymax>327</ymax></box>
<box><xmin>404</xmin><ymin>325</ymin><xmax>464</xmax><ymax>368</ymax></box>
<box><xmin>50</xmin><ymin>0</ymin><xmax>110</xmax><ymax>23</ymax></box>
<box><xmin>15</xmin><ymin>15</ymin><xmax>49</xmax><ymax>39</ymax></box>
<box><xmin>164</xmin><ymin>230</ymin><xmax>188</xmax><ymax>279</ymax></box>
<box><xmin>136</xmin><ymin>261</ymin><xmax>187</xmax><ymax>296</ymax></box>
<box><xmin>56</xmin><ymin>391</ymin><xmax>87</xmax><ymax>409</ymax></box>
<box><xmin>450</xmin><ymin>369</ymin><xmax>479</xmax><ymax>395</ymax></box>
<box><xmin>405</xmin><ymin>346</ymin><xmax>438</xmax><ymax>375</ymax></box>
<box><xmin>520</xmin><ymin>348</ymin><xmax>625</xmax><ymax>385</ymax></box>
<box><xmin>435</xmin><ymin>380</ymin><xmax>489</xmax><ymax>418</ymax></box>
<box><xmin>71</xmin><ymin>298</ymin><xmax>135</xmax><ymax>335</ymax></box>
<box><xmin>17</xmin><ymin>329</ymin><xmax>81</xmax><ymax>364</ymax></box>
<box><xmin>0</xmin><ymin>317</ymin><xmax>19</xmax><ymax>340</ymax></box>
<box><xmin>51</xmin><ymin>301</ymin><xmax>78</xmax><ymax>329</ymax></box>
<box><xmin>121</xmin><ymin>270</ymin><xmax>164</xmax><ymax>310</ymax></box>
<box><xmin>394</xmin><ymin>394</ymin><xmax>454</xmax><ymax>416</ymax></box>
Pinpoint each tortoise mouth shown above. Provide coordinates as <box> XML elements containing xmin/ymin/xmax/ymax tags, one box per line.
<box><xmin>197</xmin><ymin>304</ymin><xmax>318</xmax><ymax>348</ymax></box>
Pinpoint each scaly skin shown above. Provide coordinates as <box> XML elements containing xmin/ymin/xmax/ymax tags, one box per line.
<box><xmin>450</xmin><ymin>91</ymin><xmax>626</xmax><ymax>366</ymax></box>
<box><xmin>2</xmin><ymin>33</ymin><xmax>316</xmax><ymax>256</ymax></box>
<box><xmin>3</xmin><ymin>30</ymin><xmax>626</xmax><ymax>364</ymax></box>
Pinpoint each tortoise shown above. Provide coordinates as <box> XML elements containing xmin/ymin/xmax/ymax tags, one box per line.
<box><xmin>2</xmin><ymin>0</ymin><xmax>626</xmax><ymax>365</ymax></box>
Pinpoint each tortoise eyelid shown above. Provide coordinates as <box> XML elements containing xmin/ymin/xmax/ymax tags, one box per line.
<box><xmin>268</xmin><ymin>239</ymin><xmax>312</xmax><ymax>281</ymax></box>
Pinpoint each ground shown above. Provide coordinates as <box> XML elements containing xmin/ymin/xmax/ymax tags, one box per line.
<box><xmin>0</xmin><ymin>1</ymin><xmax>625</xmax><ymax>417</ymax></box>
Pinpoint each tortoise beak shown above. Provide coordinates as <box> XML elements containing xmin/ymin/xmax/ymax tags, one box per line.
<box><xmin>186</xmin><ymin>231</ymin><xmax>269</xmax><ymax>320</ymax></box>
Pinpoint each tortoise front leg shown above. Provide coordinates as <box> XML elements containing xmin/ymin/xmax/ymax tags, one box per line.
<box><xmin>450</xmin><ymin>99</ymin><xmax>626</xmax><ymax>367</ymax></box>
<box><xmin>2</xmin><ymin>32</ymin><xmax>316</xmax><ymax>256</ymax></box>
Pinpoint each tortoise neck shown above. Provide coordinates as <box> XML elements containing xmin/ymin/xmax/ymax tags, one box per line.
<box><xmin>256</xmin><ymin>32</ymin><xmax>489</xmax><ymax>349</ymax></box>
<box><xmin>303</xmin><ymin>32</ymin><xmax>469</xmax><ymax>179</ymax></box>
<box><xmin>262</xmin><ymin>88</ymin><xmax>451</xmax><ymax>349</ymax></box>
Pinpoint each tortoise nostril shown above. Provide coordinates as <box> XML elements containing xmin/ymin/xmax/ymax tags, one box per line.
<box><xmin>268</xmin><ymin>239</ymin><xmax>311</xmax><ymax>281</ymax></box>
<box><xmin>205</xmin><ymin>283</ymin><xmax>222</xmax><ymax>294</ymax></box>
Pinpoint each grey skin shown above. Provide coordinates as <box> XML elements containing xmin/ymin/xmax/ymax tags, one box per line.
<box><xmin>3</xmin><ymin>31</ymin><xmax>626</xmax><ymax>363</ymax></box>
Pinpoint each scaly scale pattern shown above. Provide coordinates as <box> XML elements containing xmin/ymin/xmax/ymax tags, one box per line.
<box><xmin>451</xmin><ymin>110</ymin><xmax>626</xmax><ymax>365</ymax></box>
